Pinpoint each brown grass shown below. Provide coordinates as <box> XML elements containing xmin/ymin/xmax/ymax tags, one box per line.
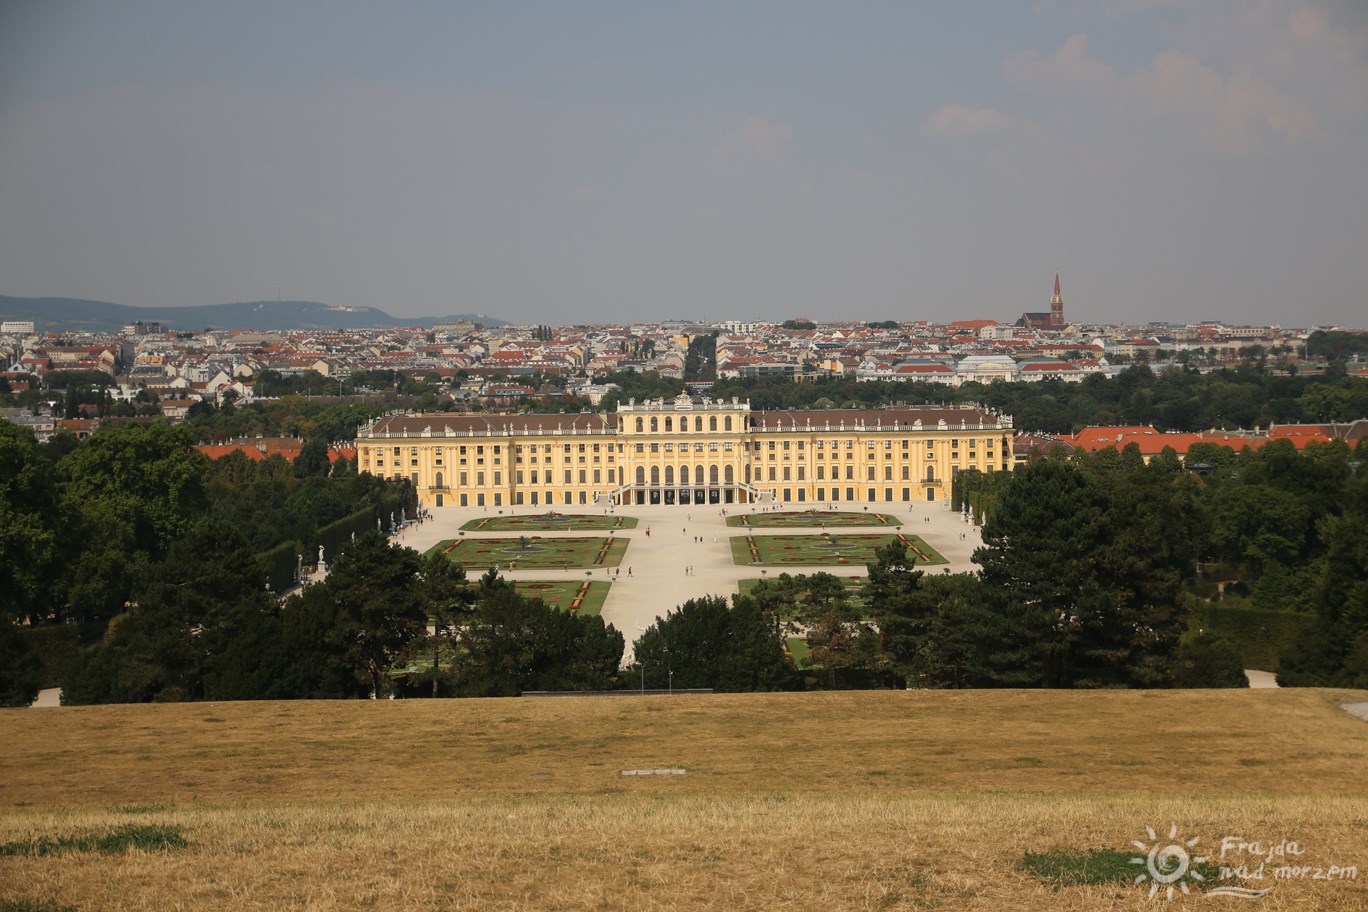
<box><xmin>3</xmin><ymin>689</ymin><xmax>1367</xmax><ymax>910</ymax></box>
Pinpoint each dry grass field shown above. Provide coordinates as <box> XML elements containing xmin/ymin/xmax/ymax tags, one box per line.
<box><xmin>3</xmin><ymin>689</ymin><xmax>1368</xmax><ymax>911</ymax></box>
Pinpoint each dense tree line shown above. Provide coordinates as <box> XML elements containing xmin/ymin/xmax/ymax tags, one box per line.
<box><xmin>739</xmin><ymin>440</ymin><xmax>1365</xmax><ymax>690</ymax></box>
<box><xmin>58</xmin><ymin>533</ymin><xmax>626</xmax><ymax>704</ymax></box>
<box><xmin>1306</xmin><ymin>330</ymin><xmax>1368</xmax><ymax>362</ymax></box>
<box><xmin>644</xmin><ymin>440</ymin><xmax>1364</xmax><ymax>691</ymax></box>
<box><xmin>709</xmin><ymin>367</ymin><xmax>1368</xmax><ymax>434</ymax></box>
<box><xmin>0</xmin><ymin>420</ymin><xmax>413</xmax><ymax>704</ymax></box>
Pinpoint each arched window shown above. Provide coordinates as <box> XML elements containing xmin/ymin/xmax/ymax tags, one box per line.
<box><xmin>695</xmin><ymin>416</ymin><xmax>703</xmax><ymax>432</ymax></box>
<box><xmin>745</xmin><ymin>464</ymin><xmax>752</xmax><ymax>483</ymax></box>
<box><xmin>925</xmin><ymin>466</ymin><xmax>935</xmax><ymax>482</ymax></box>
<box><xmin>635</xmin><ymin>417</ymin><xmax>643</xmax><ymax>433</ymax></box>
<box><xmin>724</xmin><ymin>416</ymin><xmax>732</xmax><ymax>431</ymax></box>
<box><xmin>679</xmin><ymin>464</ymin><xmax>689</xmax><ymax>485</ymax></box>
<box><xmin>710</xmin><ymin>465</ymin><xmax>719</xmax><ymax>484</ymax></box>
<box><xmin>679</xmin><ymin>419</ymin><xmax>687</xmax><ymax>434</ymax></box>
<box><xmin>636</xmin><ymin>466</ymin><xmax>646</xmax><ymax>484</ymax></box>
<box><xmin>435</xmin><ymin>471</ymin><xmax>444</xmax><ymax>488</ymax></box>
<box><xmin>650</xmin><ymin>417</ymin><xmax>658</xmax><ymax>432</ymax></box>
<box><xmin>651</xmin><ymin>466</ymin><xmax>660</xmax><ymax>484</ymax></box>
<box><xmin>665</xmin><ymin>466</ymin><xmax>674</xmax><ymax>485</ymax></box>
<box><xmin>665</xmin><ymin>417</ymin><xmax>672</xmax><ymax>432</ymax></box>
<box><xmin>724</xmin><ymin>465</ymin><xmax>734</xmax><ymax>484</ymax></box>
<box><xmin>695</xmin><ymin>465</ymin><xmax>705</xmax><ymax>485</ymax></box>
<box><xmin>709</xmin><ymin>416</ymin><xmax>718</xmax><ymax>431</ymax></box>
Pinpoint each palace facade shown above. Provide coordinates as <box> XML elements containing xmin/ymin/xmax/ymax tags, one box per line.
<box><xmin>356</xmin><ymin>398</ymin><xmax>1014</xmax><ymax>508</ymax></box>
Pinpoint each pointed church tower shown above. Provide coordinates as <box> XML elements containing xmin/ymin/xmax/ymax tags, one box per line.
<box><xmin>1050</xmin><ymin>273</ymin><xmax>1064</xmax><ymax>327</ymax></box>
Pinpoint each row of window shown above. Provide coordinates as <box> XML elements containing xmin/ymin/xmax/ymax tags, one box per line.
<box><xmin>445</xmin><ymin>486</ymin><xmax>969</xmax><ymax>509</ymax></box>
<box><xmin>630</xmin><ymin>415</ymin><xmax>734</xmax><ymax>433</ymax></box>
<box><xmin>427</xmin><ymin>461</ymin><xmax>998</xmax><ymax>490</ymax></box>
<box><xmin>364</xmin><ymin>436</ymin><xmax>1004</xmax><ymax>460</ymax></box>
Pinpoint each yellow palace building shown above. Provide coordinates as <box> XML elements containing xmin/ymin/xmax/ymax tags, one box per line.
<box><xmin>356</xmin><ymin>397</ymin><xmax>1014</xmax><ymax>509</ymax></box>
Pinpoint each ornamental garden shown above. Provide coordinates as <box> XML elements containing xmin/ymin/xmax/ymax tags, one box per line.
<box><xmin>461</xmin><ymin>512</ymin><xmax>638</xmax><ymax>532</ymax></box>
<box><xmin>730</xmin><ymin>532</ymin><xmax>946</xmax><ymax>567</ymax></box>
<box><xmin>513</xmin><ymin>580</ymin><xmax>610</xmax><ymax>616</ymax></box>
<box><xmin>428</xmin><ymin>535</ymin><xmax>628</xmax><ymax>569</ymax></box>
<box><xmin>726</xmin><ymin>509</ymin><xmax>903</xmax><ymax>528</ymax></box>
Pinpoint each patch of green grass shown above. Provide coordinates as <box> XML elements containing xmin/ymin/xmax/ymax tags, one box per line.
<box><xmin>1021</xmin><ymin>848</ymin><xmax>1221</xmax><ymax>890</ymax></box>
<box><xmin>731</xmin><ymin>533</ymin><xmax>946</xmax><ymax>567</ymax></box>
<box><xmin>460</xmin><ymin>513</ymin><xmax>638</xmax><ymax>532</ymax></box>
<box><xmin>1</xmin><ymin>900</ymin><xmax>81</xmax><ymax>912</ymax></box>
<box><xmin>514</xmin><ymin>579</ymin><xmax>611</xmax><ymax>616</ymax></box>
<box><xmin>727</xmin><ymin>510</ymin><xmax>903</xmax><ymax>528</ymax></box>
<box><xmin>1021</xmin><ymin>849</ymin><xmax>1139</xmax><ymax>886</ymax></box>
<box><xmin>0</xmin><ymin>824</ymin><xmax>187</xmax><ymax>858</ymax></box>
<box><xmin>429</xmin><ymin>535</ymin><xmax>628</xmax><ymax>569</ymax></box>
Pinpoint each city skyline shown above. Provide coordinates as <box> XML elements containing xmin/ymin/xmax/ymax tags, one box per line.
<box><xmin>1</xmin><ymin>1</ymin><xmax>1365</xmax><ymax>327</ymax></box>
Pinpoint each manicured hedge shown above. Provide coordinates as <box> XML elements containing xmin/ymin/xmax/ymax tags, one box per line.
<box><xmin>258</xmin><ymin>540</ymin><xmax>302</xmax><ymax>593</ymax></box>
<box><xmin>1193</xmin><ymin>603</ymin><xmax>1318</xmax><ymax>671</ymax></box>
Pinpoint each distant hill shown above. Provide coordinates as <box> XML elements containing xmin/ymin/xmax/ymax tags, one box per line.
<box><xmin>0</xmin><ymin>295</ymin><xmax>509</xmax><ymax>333</ymax></box>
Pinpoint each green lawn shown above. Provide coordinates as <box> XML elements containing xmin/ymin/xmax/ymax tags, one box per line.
<box><xmin>428</xmin><ymin>536</ymin><xmax>629</xmax><ymax>569</ymax></box>
<box><xmin>785</xmin><ymin>637</ymin><xmax>810</xmax><ymax>666</ymax></box>
<box><xmin>727</xmin><ymin>509</ymin><xmax>902</xmax><ymax>528</ymax></box>
<box><xmin>730</xmin><ymin>533</ymin><xmax>946</xmax><ymax>567</ymax></box>
<box><xmin>514</xmin><ymin>580</ymin><xmax>610</xmax><ymax>617</ymax></box>
<box><xmin>461</xmin><ymin>512</ymin><xmax>638</xmax><ymax>532</ymax></box>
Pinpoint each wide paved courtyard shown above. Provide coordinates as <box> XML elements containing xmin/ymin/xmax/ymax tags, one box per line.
<box><xmin>396</xmin><ymin>498</ymin><xmax>984</xmax><ymax>660</ymax></box>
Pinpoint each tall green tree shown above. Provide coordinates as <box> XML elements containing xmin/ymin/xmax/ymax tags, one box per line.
<box><xmin>313</xmin><ymin>532</ymin><xmax>430</xmax><ymax>697</ymax></box>
<box><xmin>0</xmin><ymin>621</ymin><xmax>43</xmax><ymax>706</ymax></box>
<box><xmin>293</xmin><ymin>436</ymin><xmax>333</xmax><ymax>478</ymax></box>
<box><xmin>975</xmin><ymin>456</ymin><xmax>1194</xmax><ymax>688</ymax></box>
<box><xmin>456</xmin><ymin>577</ymin><xmax>624</xmax><ymax>696</ymax></box>
<box><xmin>866</xmin><ymin>541</ymin><xmax>927</xmax><ymax>680</ymax></box>
<box><xmin>0</xmin><ymin>422</ymin><xmax>60</xmax><ymax>621</ymax></box>
<box><xmin>631</xmin><ymin>595</ymin><xmax>793</xmax><ymax>692</ymax></box>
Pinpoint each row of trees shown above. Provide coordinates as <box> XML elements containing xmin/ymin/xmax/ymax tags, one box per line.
<box><xmin>60</xmin><ymin>534</ymin><xmax>626</xmax><ymax>704</ymax></box>
<box><xmin>710</xmin><ymin>365</ymin><xmax>1368</xmax><ymax>433</ymax></box>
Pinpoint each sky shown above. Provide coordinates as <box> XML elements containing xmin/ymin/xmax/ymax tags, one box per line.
<box><xmin>1</xmin><ymin>1</ymin><xmax>1365</xmax><ymax>328</ymax></box>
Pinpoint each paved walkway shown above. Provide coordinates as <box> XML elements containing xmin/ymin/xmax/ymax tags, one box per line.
<box><xmin>30</xmin><ymin>687</ymin><xmax>62</xmax><ymax>707</ymax></box>
<box><xmin>398</xmin><ymin>498</ymin><xmax>982</xmax><ymax>661</ymax></box>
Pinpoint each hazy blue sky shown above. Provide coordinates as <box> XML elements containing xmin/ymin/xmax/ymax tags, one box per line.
<box><xmin>1</xmin><ymin>1</ymin><xmax>1365</xmax><ymax>326</ymax></box>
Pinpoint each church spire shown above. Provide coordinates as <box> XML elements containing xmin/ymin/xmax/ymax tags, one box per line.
<box><xmin>1050</xmin><ymin>273</ymin><xmax>1064</xmax><ymax>326</ymax></box>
